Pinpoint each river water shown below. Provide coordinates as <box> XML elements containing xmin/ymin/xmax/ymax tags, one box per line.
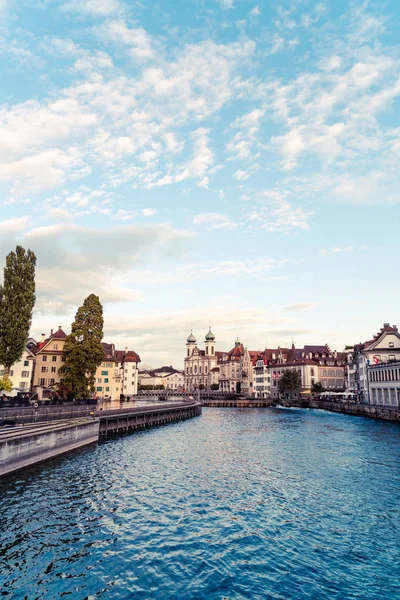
<box><xmin>1</xmin><ymin>408</ymin><xmax>399</xmax><ymax>599</ymax></box>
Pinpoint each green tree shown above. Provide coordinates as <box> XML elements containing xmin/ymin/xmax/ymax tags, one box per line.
<box><xmin>311</xmin><ymin>381</ymin><xmax>324</xmax><ymax>394</ymax></box>
<box><xmin>0</xmin><ymin>246</ymin><xmax>36</xmax><ymax>375</ymax></box>
<box><xmin>60</xmin><ymin>294</ymin><xmax>104</xmax><ymax>399</ymax></box>
<box><xmin>0</xmin><ymin>375</ymin><xmax>13</xmax><ymax>393</ymax></box>
<box><xmin>278</xmin><ymin>370</ymin><xmax>301</xmax><ymax>398</ymax></box>
<box><xmin>210</xmin><ymin>383</ymin><xmax>219</xmax><ymax>390</ymax></box>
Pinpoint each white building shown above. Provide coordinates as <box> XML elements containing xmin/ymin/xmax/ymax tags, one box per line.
<box><xmin>369</xmin><ymin>361</ymin><xmax>400</xmax><ymax>407</ymax></box>
<box><xmin>0</xmin><ymin>347</ymin><xmax>36</xmax><ymax>392</ymax></box>
<box><xmin>119</xmin><ymin>348</ymin><xmax>140</xmax><ymax>398</ymax></box>
<box><xmin>350</xmin><ymin>324</ymin><xmax>400</xmax><ymax>402</ymax></box>
<box><xmin>184</xmin><ymin>329</ymin><xmax>220</xmax><ymax>391</ymax></box>
<box><xmin>139</xmin><ymin>366</ymin><xmax>184</xmax><ymax>390</ymax></box>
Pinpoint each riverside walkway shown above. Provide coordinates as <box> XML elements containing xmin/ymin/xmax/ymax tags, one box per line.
<box><xmin>0</xmin><ymin>398</ymin><xmax>201</xmax><ymax>477</ymax></box>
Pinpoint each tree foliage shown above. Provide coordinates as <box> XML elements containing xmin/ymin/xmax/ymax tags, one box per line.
<box><xmin>278</xmin><ymin>370</ymin><xmax>301</xmax><ymax>396</ymax></box>
<box><xmin>210</xmin><ymin>383</ymin><xmax>219</xmax><ymax>390</ymax></box>
<box><xmin>0</xmin><ymin>375</ymin><xmax>13</xmax><ymax>393</ymax></box>
<box><xmin>311</xmin><ymin>381</ymin><xmax>324</xmax><ymax>394</ymax></box>
<box><xmin>59</xmin><ymin>294</ymin><xmax>104</xmax><ymax>398</ymax></box>
<box><xmin>0</xmin><ymin>246</ymin><xmax>36</xmax><ymax>373</ymax></box>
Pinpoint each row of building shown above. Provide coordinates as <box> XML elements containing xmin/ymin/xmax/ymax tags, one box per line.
<box><xmin>183</xmin><ymin>324</ymin><xmax>400</xmax><ymax>407</ymax></box>
<box><xmin>0</xmin><ymin>327</ymin><xmax>141</xmax><ymax>400</ymax></box>
<box><xmin>2</xmin><ymin>322</ymin><xmax>400</xmax><ymax>408</ymax></box>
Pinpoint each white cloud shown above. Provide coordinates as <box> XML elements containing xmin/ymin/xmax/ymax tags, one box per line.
<box><xmin>62</xmin><ymin>0</ymin><xmax>122</xmax><ymax>16</ymax></box>
<box><xmin>0</xmin><ymin>216</ymin><xmax>29</xmax><ymax>233</ymax></box>
<box><xmin>250</xmin><ymin>6</ymin><xmax>260</xmax><ymax>17</ymax></box>
<box><xmin>142</xmin><ymin>208</ymin><xmax>157</xmax><ymax>217</ymax></box>
<box><xmin>320</xmin><ymin>246</ymin><xmax>354</xmax><ymax>256</ymax></box>
<box><xmin>193</xmin><ymin>213</ymin><xmax>237</xmax><ymax>230</ymax></box>
<box><xmin>284</xmin><ymin>302</ymin><xmax>319</xmax><ymax>312</ymax></box>
<box><xmin>95</xmin><ymin>20</ymin><xmax>155</xmax><ymax>60</ymax></box>
<box><xmin>218</xmin><ymin>0</ymin><xmax>234</xmax><ymax>8</ymax></box>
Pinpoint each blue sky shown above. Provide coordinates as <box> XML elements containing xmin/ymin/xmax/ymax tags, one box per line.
<box><xmin>1</xmin><ymin>0</ymin><xmax>399</xmax><ymax>366</ymax></box>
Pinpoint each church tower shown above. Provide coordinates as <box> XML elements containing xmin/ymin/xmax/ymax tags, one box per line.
<box><xmin>204</xmin><ymin>327</ymin><xmax>216</xmax><ymax>357</ymax></box>
<box><xmin>186</xmin><ymin>330</ymin><xmax>197</xmax><ymax>357</ymax></box>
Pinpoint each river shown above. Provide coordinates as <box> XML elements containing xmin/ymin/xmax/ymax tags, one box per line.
<box><xmin>1</xmin><ymin>407</ymin><xmax>399</xmax><ymax>599</ymax></box>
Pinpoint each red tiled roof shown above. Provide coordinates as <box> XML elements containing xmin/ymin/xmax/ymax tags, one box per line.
<box><xmin>50</xmin><ymin>328</ymin><xmax>67</xmax><ymax>340</ymax></box>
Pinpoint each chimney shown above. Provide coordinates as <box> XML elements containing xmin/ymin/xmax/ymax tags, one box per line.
<box><xmin>58</xmin><ymin>325</ymin><xmax>62</xmax><ymax>331</ymax></box>
<box><xmin>125</xmin><ymin>346</ymin><xmax>128</xmax><ymax>353</ymax></box>
<box><xmin>41</xmin><ymin>333</ymin><xmax>45</xmax><ymax>342</ymax></box>
<box><xmin>50</xmin><ymin>329</ymin><xmax>53</xmax><ymax>336</ymax></box>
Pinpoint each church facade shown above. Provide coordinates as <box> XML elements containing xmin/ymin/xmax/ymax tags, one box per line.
<box><xmin>184</xmin><ymin>328</ymin><xmax>220</xmax><ymax>391</ymax></box>
<box><xmin>184</xmin><ymin>329</ymin><xmax>254</xmax><ymax>393</ymax></box>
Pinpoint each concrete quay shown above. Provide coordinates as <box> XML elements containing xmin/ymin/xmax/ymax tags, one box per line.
<box><xmin>0</xmin><ymin>418</ymin><xmax>100</xmax><ymax>477</ymax></box>
<box><xmin>0</xmin><ymin>399</ymin><xmax>202</xmax><ymax>477</ymax></box>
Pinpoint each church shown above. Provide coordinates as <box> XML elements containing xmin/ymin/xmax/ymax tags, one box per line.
<box><xmin>184</xmin><ymin>329</ymin><xmax>254</xmax><ymax>393</ymax></box>
<box><xmin>184</xmin><ymin>328</ymin><xmax>221</xmax><ymax>391</ymax></box>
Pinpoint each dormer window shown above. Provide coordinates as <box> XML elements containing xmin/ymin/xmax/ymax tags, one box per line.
<box><xmin>389</xmin><ymin>342</ymin><xmax>394</xmax><ymax>348</ymax></box>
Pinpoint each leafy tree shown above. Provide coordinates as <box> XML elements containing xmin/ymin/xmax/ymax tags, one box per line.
<box><xmin>0</xmin><ymin>246</ymin><xmax>36</xmax><ymax>375</ymax></box>
<box><xmin>278</xmin><ymin>370</ymin><xmax>301</xmax><ymax>398</ymax></box>
<box><xmin>210</xmin><ymin>383</ymin><xmax>219</xmax><ymax>390</ymax></box>
<box><xmin>198</xmin><ymin>384</ymin><xmax>205</xmax><ymax>390</ymax></box>
<box><xmin>60</xmin><ymin>294</ymin><xmax>104</xmax><ymax>399</ymax></box>
<box><xmin>0</xmin><ymin>375</ymin><xmax>13</xmax><ymax>393</ymax></box>
<box><xmin>311</xmin><ymin>381</ymin><xmax>324</xmax><ymax>394</ymax></box>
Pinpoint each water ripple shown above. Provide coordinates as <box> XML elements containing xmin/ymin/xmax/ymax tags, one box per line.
<box><xmin>1</xmin><ymin>408</ymin><xmax>400</xmax><ymax>599</ymax></box>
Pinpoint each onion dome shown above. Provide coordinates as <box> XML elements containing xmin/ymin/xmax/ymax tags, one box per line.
<box><xmin>235</xmin><ymin>336</ymin><xmax>241</xmax><ymax>347</ymax></box>
<box><xmin>187</xmin><ymin>330</ymin><xmax>196</xmax><ymax>343</ymax></box>
<box><xmin>205</xmin><ymin>327</ymin><xmax>215</xmax><ymax>341</ymax></box>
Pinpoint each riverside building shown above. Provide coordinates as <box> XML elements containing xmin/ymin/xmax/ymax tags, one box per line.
<box><xmin>348</xmin><ymin>323</ymin><xmax>400</xmax><ymax>402</ymax></box>
<box><xmin>368</xmin><ymin>361</ymin><xmax>400</xmax><ymax>407</ymax></box>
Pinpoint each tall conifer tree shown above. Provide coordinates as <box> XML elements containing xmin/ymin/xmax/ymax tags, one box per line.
<box><xmin>60</xmin><ymin>294</ymin><xmax>104</xmax><ymax>398</ymax></box>
<box><xmin>0</xmin><ymin>246</ymin><xmax>36</xmax><ymax>375</ymax></box>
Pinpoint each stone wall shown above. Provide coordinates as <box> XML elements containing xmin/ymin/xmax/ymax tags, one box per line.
<box><xmin>0</xmin><ymin>419</ymin><xmax>100</xmax><ymax>477</ymax></box>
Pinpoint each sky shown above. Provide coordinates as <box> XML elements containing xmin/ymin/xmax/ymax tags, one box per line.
<box><xmin>1</xmin><ymin>0</ymin><xmax>399</xmax><ymax>368</ymax></box>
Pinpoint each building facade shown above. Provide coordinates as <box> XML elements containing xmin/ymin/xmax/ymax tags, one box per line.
<box><xmin>349</xmin><ymin>324</ymin><xmax>400</xmax><ymax>402</ymax></box>
<box><xmin>0</xmin><ymin>347</ymin><xmax>36</xmax><ymax>392</ymax></box>
<box><xmin>95</xmin><ymin>344</ymin><xmax>140</xmax><ymax>400</ymax></box>
<box><xmin>32</xmin><ymin>327</ymin><xmax>67</xmax><ymax>391</ymax></box>
<box><xmin>184</xmin><ymin>329</ymin><xmax>220</xmax><ymax>391</ymax></box>
<box><xmin>369</xmin><ymin>361</ymin><xmax>400</xmax><ymax>407</ymax></box>
<box><xmin>138</xmin><ymin>366</ymin><xmax>184</xmax><ymax>390</ymax></box>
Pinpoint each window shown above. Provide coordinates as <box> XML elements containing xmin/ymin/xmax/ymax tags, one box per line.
<box><xmin>61</xmin><ymin>357</ymin><xmax>66</xmax><ymax>362</ymax></box>
<box><xmin>52</xmin><ymin>356</ymin><xmax>57</xmax><ymax>362</ymax></box>
<box><xmin>53</xmin><ymin>344</ymin><xmax>58</xmax><ymax>350</ymax></box>
<box><xmin>211</xmin><ymin>346</ymin><xmax>214</xmax><ymax>355</ymax></box>
<box><xmin>21</xmin><ymin>371</ymin><xmax>30</xmax><ymax>378</ymax></box>
<box><xmin>24</xmin><ymin>360</ymin><xmax>29</xmax><ymax>367</ymax></box>
<box><xmin>389</xmin><ymin>342</ymin><xmax>394</xmax><ymax>348</ymax></box>
<box><xmin>19</xmin><ymin>381</ymin><xmax>27</xmax><ymax>389</ymax></box>
<box><xmin>49</xmin><ymin>378</ymin><xmax>55</xmax><ymax>386</ymax></box>
<box><xmin>104</xmin><ymin>378</ymin><xmax>109</xmax><ymax>383</ymax></box>
<box><xmin>39</xmin><ymin>378</ymin><xmax>46</xmax><ymax>386</ymax></box>
<box><xmin>311</xmin><ymin>368</ymin><xmax>315</xmax><ymax>377</ymax></box>
<box><xmin>97</xmin><ymin>378</ymin><xmax>102</xmax><ymax>383</ymax></box>
<box><xmin>96</xmin><ymin>387</ymin><xmax>103</xmax><ymax>392</ymax></box>
<box><xmin>101</xmin><ymin>370</ymin><xmax>108</xmax><ymax>376</ymax></box>
<box><xmin>41</xmin><ymin>366</ymin><xmax>48</xmax><ymax>373</ymax></box>
<box><xmin>51</xmin><ymin>367</ymin><xmax>57</xmax><ymax>373</ymax></box>
<box><xmin>205</xmin><ymin>366</ymin><xmax>208</xmax><ymax>374</ymax></box>
<box><xmin>206</xmin><ymin>346</ymin><xmax>209</xmax><ymax>355</ymax></box>
<box><xmin>389</xmin><ymin>355</ymin><xmax>395</xmax><ymax>362</ymax></box>
<box><xmin>194</xmin><ymin>365</ymin><xmax>197</xmax><ymax>374</ymax></box>
<box><xmin>10</xmin><ymin>370</ymin><xmax>13</xmax><ymax>376</ymax></box>
<box><xmin>42</xmin><ymin>356</ymin><xmax>47</xmax><ymax>362</ymax></box>
<box><xmin>106</xmin><ymin>362</ymin><xmax>113</xmax><ymax>368</ymax></box>
<box><xmin>106</xmin><ymin>387</ymin><xmax>110</xmax><ymax>392</ymax></box>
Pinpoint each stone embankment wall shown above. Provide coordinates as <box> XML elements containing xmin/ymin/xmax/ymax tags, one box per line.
<box><xmin>0</xmin><ymin>418</ymin><xmax>100</xmax><ymax>477</ymax></box>
<box><xmin>284</xmin><ymin>399</ymin><xmax>400</xmax><ymax>422</ymax></box>
<box><xmin>1</xmin><ymin>400</ymin><xmax>202</xmax><ymax>477</ymax></box>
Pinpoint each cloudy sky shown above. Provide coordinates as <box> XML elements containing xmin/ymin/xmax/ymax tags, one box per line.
<box><xmin>1</xmin><ymin>0</ymin><xmax>399</xmax><ymax>367</ymax></box>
